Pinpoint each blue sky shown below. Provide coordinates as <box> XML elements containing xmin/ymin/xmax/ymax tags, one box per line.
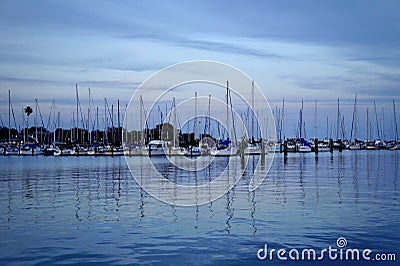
<box><xmin>1</xmin><ymin>0</ymin><xmax>399</xmax><ymax>139</ymax></box>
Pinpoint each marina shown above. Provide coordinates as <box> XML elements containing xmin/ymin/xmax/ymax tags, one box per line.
<box><xmin>1</xmin><ymin>1</ymin><xmax>400</xmax><ymax>265</ymax></box>
<box><xmin>1</xmin><ymin>84</ymin><xmax>399</xmax><ymax>264</ymax></box>
<box><xmin>1</xmin><ymin>87</ymin><xmax>399</xmax><ymax>157</ymax></box>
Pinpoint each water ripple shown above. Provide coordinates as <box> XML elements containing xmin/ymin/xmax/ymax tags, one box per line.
<box><xmin>0</xmin><ymin>152</ymin><xmax>399</xmax><ymax>264</ymax></box>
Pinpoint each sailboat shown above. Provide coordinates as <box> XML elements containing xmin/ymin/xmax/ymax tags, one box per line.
<box><xmin>187</xmin><ymin>92</ymin><xmax>202</xmax><ymax>156</ymax></box>
<box><xmin>141</xmin><ymin>139</ymin><xmax>167</xmax><ymax>156</ymax></box>
<box><xmin>296</xmin><ymin>99</ymin><xmax>312</xmax><ymax>153</ymax></box>
<box><xmin>141</xmin><ymin>132</ymin><xmax>168</xmax><ymax>156</ymax></box>
<box><xmin>389</xmin><ymin>99</ymin><xmax>400</xmax><ymax>150</ymax></box>
<box><xmin>42</xmin><ymin>145</ymin><xmax>61</xmax><ymax>156</ymax></box>
<box><xmin>210</xmin><ymin>81</ymin><xmax>238</xmax><ymax>156</ymax></box>
<box><xmin>285</xmin><ymin>138</ymin><xmax>297</xmax><ymax>152</ymax></box>
<box><xmin>211</xmin><ymin>138</ymin><xmax>237</xmax><ymax>156</ymax></box>
<box><xmin>349</xmin><ymin>93</ymin><xmax>363</xmax><ymax>150</ymax></box>
<box><xmin>5</xmin><ymin>145</ymin><xmax>19</xmax><ymax>155</ymax></box>
<box><xmin>166</xmin><ymin>97</ymin><xmax>187</xmax><ymax>156</ymax></box>
<box><xmin>4</xmin><ymin>90</ymin><xmax>20</xmax><ymax>155</ymax></box>
<box><xmin>366</xmin><ymin>101</ymin><xmax>383</xmax><ymax>150</ymax></box>
<box><xmin>125</xmin><ymin>95</ymin><xmax>145</xmax><ymax>156</ymax></box>
<box><xmin>198</xmin><ymin>94</ymin><xmax>213</xmax><ymax>155</ymax></box>
<box><xmin>272</xmin><ymin>98</ymin><xmax>284</xmax><ymax>152</ymax></box>
<box><xmin>297</xmin><ymin>140</ymin><xmax>312</xmax><ymax>153</ymax></box>
<box><xmin>244</xmin><ymin>81</ymin><xmax>262</xmax><ymax>155</ymax></box>
<box><xmin>317</xmin><ymin>140</ymin><xmax>330</xmax><ymax>152</ymax></box>
<box><xmin>312</xmin><ymin>100</ymin><xmax>329</xmax><ymax>152</ymax></box>
<box><xmin>18</xmin><ymin>144</ymin><xmax>43</xmax><ymax>156</ymax></box>
<box><xmin>140</xmin><ymin>100</ymin><xmax>168</xmax><ymax>156</ymax></box>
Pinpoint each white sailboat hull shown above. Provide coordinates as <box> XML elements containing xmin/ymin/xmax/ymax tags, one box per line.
<box><xmin>244</xmin><ymin>145</ymin><xmax>262</xmax><ymax>155</ymax></box>
<box><xmin>166</xmin><ymin>147</ymin><xmax>187</xmax><ymax>156</ymax></box>
<box><xmin>210</xmin><ymin>147</ymin><xmax>238</xmax><ymax>156</ymax></box>
<box><xmin>349</xmin><ymin>145</ymin><xmax>362</xmax><ymax>150</ymax></box>
<box><xmin>298</xmin><ymin>145</ymin><xmax>312</xmax><ymax>153</ymax></box>
<box><xmin>317</xmin><ymin>145</ymin><xmax>330</xmax><ymax>152</ymax></box>
<box><xmin>141</xmin><ymin>147</ymin><xmax>166</xmax><ymax>156</ymax></box>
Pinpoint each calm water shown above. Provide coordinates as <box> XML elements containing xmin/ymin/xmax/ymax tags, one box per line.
<box><xmin>0</xmin><ymin>151</ymin><xmax>399</xmax><ymax>265</ymax></box>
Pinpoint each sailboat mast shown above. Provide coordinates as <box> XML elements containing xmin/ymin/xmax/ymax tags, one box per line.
<box><xmin>341</xmin><ymin>116</ymin><xmax>345</xmax><ymax>140</ymax></box>
<box><xmin>299</xmin><ymin>99</ymin><xmax>304</xmax><ymax>139</ymax></box>
<box><xmin>256</xmin><ymin>110</ymin><xmax>259</xmax><ymax>141</ymax></box>
<box><xmin>8</xmin><ymin>90</ymin><xmax>11</xmax><ymax>143</ymax></box>
<box><xmin>226</xmin><ymin>81</ymin><xmax>229</xmax><ymax>142</ymax></box>
<box><xmin>76</xmin><ymin>84</ymin><xmax>79</xmax><ymax>144</ymax></box>
<box><xmin>104</xmin><ymin>98</ymin><xmax>107</xmax><ymax>143</ymax></box>
<box><xmin>57</xmin><ymin>111</ymin><xmax>61</xmax><ymax>142</ymax></box>
<box><xmin>123</xmin><ymin>104</ymin><xmax>127</xmax><ymax>144</ymax></box>
<box><xmin>366</xmin><ymin>108</ymin><xmax>369</xmax><ymax>140</ymax></box>
<box><xmin>111</xmin><ymin>104</ymin><xmax>114</xmax><ymax>144</ymax></box>
<box><xmin>53</xmin><ymin>99</ymin><xmax>56</xmax><ymax>144</ymax></box>
<box><xmin>194</xmin><ymin>92</ymin><xmax>197</xmax><ymax>142</ymax></box>
<box><xmin>314</xmin><ymin>100</ymin><xmax>317</xmax><ymax>139</ymax></box>
<box><xmin>118</xmin><ymin>100</ymin><xmax>120</xmax><ymax>145</ymax></box>
<box><xmin>35</xmin><ymin>98</ymin><xmax>38</xmax><ymax>143</ymax></box>
<box><xmin>382</xmin><ymin>107</ymin><xmax>385</xmax><ymax>141</ymax></box>
<box><xmin>140</xmin><ymin>95</ymin><xmax>143</xmax><ymax>145</ymax></box>
<box><xmin>208</xmin><ymin>94</ymin><xmax>211</xmax><ymax>136</ymax></box>
<box><xmin>337</xmin><ymin>98</ymin><xmax>340</xmax><ymax>140</ymax></box>
<box><xmin>88</xmin><ymin>88</ymin><xmax>91</xmax><ymax>144</ymax></box>
<box><xmin>393</xmin><ymin>99</ymin><xmax>398</xmax><ymax>143</ymax></box>
<box><xmin>251</xmin><ymin>80</ymin><xmax>254</xmax><ymax>142</ymax></box>
<box><xmin>72</xmin><ymin>112</ymin><xmax>75</xmax><ymax>142</ymax></box>
<box><xmin>374</xmin><ymin>100</ymin><xmax>380</xmax><ymax>139</ymax></box>
<box><xmin>282</xmin><ymin>98</ymin><xmax>285</xmax><ymax>140</ymax></box>
<box><xmin>22</xmin><ymin>107</ymin><xmax>25</xmax><ymax>143</ymax></box>
<box><xmin>275</xmin><ymin>105</ymin><xmax>279</xmax><ymax>142</ymax></box>
<box><xmin>354</xmin><ymin>94</ymin><xmax>358</xmax><ymax>140</ymax></box>
<box><xmin>173</xmin><ymin>97</ymin><xmax>177</xmax><ymax>146</ymax></box>
<box><xmin>96</xmin><ymin>106</ymin><xmax>99</xmax><ymax>143</ymax></box>
<box><xmin>157</xmin><ymin>105</ymin><xmax>161</xmax><ymax>140</ymax></box>
<box><xmin>350</xmin><ymin>93</ymin><xmax>357</xmax><ymax>141</ymax></box>
<box><xmin>229</xmin><ymin>86</ymin><xmax>237</xmax><ymax>143</ymax></box>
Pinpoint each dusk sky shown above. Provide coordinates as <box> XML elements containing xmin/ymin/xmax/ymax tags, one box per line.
<box><xmin>1</xmin><ymin>0</ymin><xmax>399</xmax><ymax>139</ymax></box>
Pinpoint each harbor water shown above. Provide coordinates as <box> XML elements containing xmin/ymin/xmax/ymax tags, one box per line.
<box><xmin>0</xmin><ymin>151</ymin><xmax>399</xmax><ymax>265</ymax></box>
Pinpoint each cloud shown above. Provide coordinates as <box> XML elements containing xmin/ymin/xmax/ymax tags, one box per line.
<box><xmin>169</xmin><ymin>37</ymin><xmax>287</xmax><ymax>60</ymax></box>
<box><xmin>1</xmin><ymin>0</ymin><xmax>400</xmax><ymax>134</ymax></box>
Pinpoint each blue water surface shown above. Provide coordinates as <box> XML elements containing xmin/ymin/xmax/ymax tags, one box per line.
<box><xmin>0</xmin><ymin>151</ymin><xmax>398</xmax><ymax>265</ymax></box>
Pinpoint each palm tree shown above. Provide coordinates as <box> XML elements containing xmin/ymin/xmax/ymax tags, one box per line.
<box><xmin>24</xmin><ymin>105</ymin><xmax>33</xmax><ymax>142</ymax></box>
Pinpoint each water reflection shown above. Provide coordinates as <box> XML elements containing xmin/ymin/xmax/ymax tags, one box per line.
<box><xmin>394</xmin><ymin>152</ymin><xmax>399</xmax><ymax>204</ymax></box>
<box><xmin>352</xmin><ymin>152</ymin><xmax>359</xmax><ymax>204</ymax></box>
<box><xmin>2</xmin><ymin>153</ymin><xmax>398</xmax><ymax>225</ymax></box>
<box><xmin>225</xmin><ymin>190</ymin><xmax>233</xmax><ymax>234</ymax></box>
<box><xmin>249</xmin><ymin>189</ymin><xmax>257</xmax><ymax>235</ymax></box>
<box><xmin>337</xmin><ymin>154</ymin><xmax>344</xmax><ymax>204</ymax></box>
<box><xmin>314</xmin><ymin>154</ymin><xmax>320</xmax><ymax>203</ymax></box>
<box><xmin>0</xmin><ymin>152</ymin><xmax>399</xmax><ymax>264</ymax></box>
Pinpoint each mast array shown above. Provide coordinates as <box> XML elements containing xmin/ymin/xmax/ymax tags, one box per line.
<box><xmin>1</xmin><ymin>85</ymin><xmax>399</xmax><ymax>155</ymax></box>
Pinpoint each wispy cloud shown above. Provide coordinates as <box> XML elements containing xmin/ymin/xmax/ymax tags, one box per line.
<box><xmin>1</xmin><ymin>0</ymin><xmax>400</xmax><ymax>133</ymax></box>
